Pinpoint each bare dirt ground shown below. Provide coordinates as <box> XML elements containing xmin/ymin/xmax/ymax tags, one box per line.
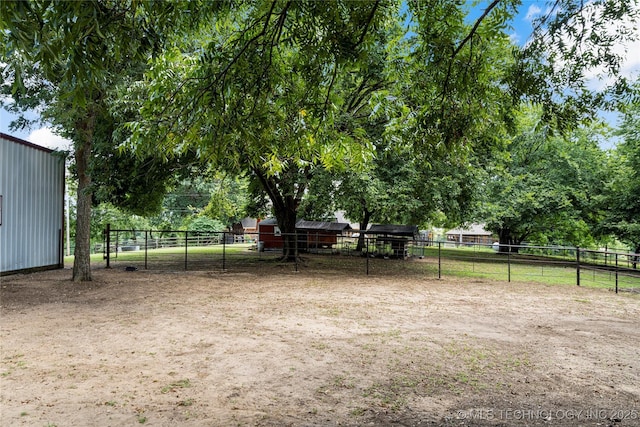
<box><xmin>1</xmin><ymin>265</ymin><xmax>639</xmax><ymax>426</ymax></box>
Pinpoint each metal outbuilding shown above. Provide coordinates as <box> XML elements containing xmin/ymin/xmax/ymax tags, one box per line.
<box><xmin>366</xmin><ymin>224</ymin><xmax>419</xmax><ymax>258</ymax></box>
<box><xmin>0</xmin><ymin>133</ymin><xmax>66</xmax><ymax>275</ymax></box>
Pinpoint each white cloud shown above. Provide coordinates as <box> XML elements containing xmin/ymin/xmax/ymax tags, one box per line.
<box><xmin>525</xmin><ymin>4</ymin><xmax>542</xmax><ymax>22</ymax></box>
<box><xmin>549</xmin><ymin>2</ymin><xmax>640</xmax><ymax>91</ymax></box>
<box><xmin>27</xmin><ymin>127</ymin><xmax>72</xmax><ymax>151</ymax></box>
<box><xmin>583</xmin><ymin>12</ymin><xmax>640</xmax><ymax>91</ymax></box>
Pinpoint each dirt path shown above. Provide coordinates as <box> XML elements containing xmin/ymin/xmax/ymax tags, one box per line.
<box><xmin>1</xmin><ymin>267</ymin><xmax>639</xmax><ymax>426</ymax></box>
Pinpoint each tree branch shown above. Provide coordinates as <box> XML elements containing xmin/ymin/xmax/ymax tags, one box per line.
<box><xmin>440</xmin><ymin>0</ymin><xmax>501</xmax><ymax>117</ymax></box>
<box><xmin>355</xmin><ymin>0</ymin><xmax>381</xmax><ymax>49</ymax></box>
<box><xmin>451</xmin><ymin>0</ymin><xmax>500</xmax><ymax>59</ymax></box>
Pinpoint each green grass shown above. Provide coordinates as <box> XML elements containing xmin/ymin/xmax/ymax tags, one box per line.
<box><xmin>438</xmin><ymin>255</ymin><xmax>638</xmax><ymax>290</ymax></box>
<box><xmin>161</xmin><ymin>378</ymin><xmax>191</xmax><ymax>394</ymax></box>
<box><xmin>64</xmin><ymin>242</ymin><xmax>639</xmax><ymax>291</ymax></box>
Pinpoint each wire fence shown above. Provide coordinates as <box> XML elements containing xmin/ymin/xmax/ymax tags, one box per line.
<box><xmin>101</xmin><ymin>227</ymin><xmax>640</xmax><ymax>293</ymax></box>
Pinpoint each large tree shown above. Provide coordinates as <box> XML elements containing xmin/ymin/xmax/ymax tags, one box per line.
<box><xmin>597</xmin><ymin>95</ymin><xmax>640</xmax><ymax>256</ymax></box>
<box><xmin>479</xmin><ymin>107</ymin><xmax>609</xmax><ymax>251</ymax></box>
<box><xmin>127</xmin><ymin>0</ymin><xmax>550</xmax><ymax>259</ymax></box>
<box><xmin>0</xmin><ymin>0</ymin><xmax>181</xmax><ymax>280</ymax></box>
<box><xmin>3</xmin><ymin>0</ymin><xmax>637</xmax><ymax>267</ymax></box>
<box><xmin>127</xmin><ymin>1</ymin><xmax>400</xmax><ymax>260</ymax></box>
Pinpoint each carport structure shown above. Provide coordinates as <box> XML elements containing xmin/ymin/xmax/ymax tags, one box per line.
<box><xmin>366</xmin><ymin>224</ymin><xmax>419</xmax><ymax>258</ymax></box>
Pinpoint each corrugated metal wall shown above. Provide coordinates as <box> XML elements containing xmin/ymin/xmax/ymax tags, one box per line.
<box><xmin>0</xmin><ymin>134</ymin><xmax>65</xmax><ymax>274</ymax></box>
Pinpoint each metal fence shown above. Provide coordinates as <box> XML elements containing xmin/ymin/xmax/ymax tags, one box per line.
<box><xmin>101</xmin><ymin>226</ymin><xmax>640</xmax><ymax>293</ymax></box>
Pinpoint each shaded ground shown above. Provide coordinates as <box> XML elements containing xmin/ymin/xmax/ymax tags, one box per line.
<box><xmin>1</xmin><ymin>266</ymin><xmax>639</xmax><ymax>426</ymax></box>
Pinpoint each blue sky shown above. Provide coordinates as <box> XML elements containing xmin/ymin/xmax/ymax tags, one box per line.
<box><xmin>1</xmin><ymin>1</ymin><xmax>638</xmax><ymax>149</ymax></box>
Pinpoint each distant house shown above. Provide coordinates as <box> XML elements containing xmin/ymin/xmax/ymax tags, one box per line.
<box><xmin>445</xmin><ymin>223</ymin><xmax>495</xmax><ymax>245</ymax></box>
<box><xmin>230</xmin><ymin>217</ymin><xmax>259</xmax><ymax>242</ymax></box>
<box><xmin>332</xmin><ymin>210</ymin><xmax>360</xmax><ymax>230</ymax></box>
<box><xmin>237</xmin><ymin>217</ymin><xmax>258</xmax><ymax>233</ymax></box>
<box><xmin>0</xmin><ymin>133</ymin><xmax>66</xmax><ymax>275</ymax></box>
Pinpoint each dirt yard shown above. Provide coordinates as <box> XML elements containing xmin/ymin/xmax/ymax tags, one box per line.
<box><xmin>1</xmin><ymin>265</ymin><xmax>639</xmax><ymax>426</ymax></box>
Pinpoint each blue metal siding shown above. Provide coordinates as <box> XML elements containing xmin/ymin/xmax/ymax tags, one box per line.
<box><xmin>0</xmin><ymin>135</ymin><xmax>65</xmax><ymax>273</ymax></box>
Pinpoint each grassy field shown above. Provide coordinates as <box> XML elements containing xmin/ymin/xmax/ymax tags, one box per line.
<box><xmin>67</xmin><ymin>242</ymin><xmax>640</xmax><ymax>292</ymax></box>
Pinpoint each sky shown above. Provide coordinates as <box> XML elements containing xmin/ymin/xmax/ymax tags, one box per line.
<box><xmin>1</xmin><ymin>1</ymin><xmax>639</xmax><ymax>150</ymax></box>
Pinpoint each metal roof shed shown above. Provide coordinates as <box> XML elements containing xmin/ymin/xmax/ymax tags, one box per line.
<box><xmin>295</xmin><ymin>220</ymin><xmax>352</xmax><ymax>233</ymax></box>
<box><xmin>0</xmin><ymin>133</ymin><xmax>66</xmax><ymax>275</ymax></box>
<box><xmin>366</xmin><ymin>224</ymin><xmax>418</xmax><ymax>258</ymax></box>
<box><xmin>366</xmin><ymin>224</ymin><xmax>419</xmax><ymax>237</ymax></box>
<box><xmin>296</xmin><ymin>220</ymin><xmax>352</xmax><ymax>251</ymax></box>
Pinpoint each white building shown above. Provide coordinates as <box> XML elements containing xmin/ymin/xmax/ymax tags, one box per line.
<box><xmin>0</xmin><ymin>133</ymin><xmax>66</xmax><ymax>275</ymax></box>
<box><xmin>445</xmin><ymin>223</ymin><xmax>495</xmax><ymax>245</ymax></box>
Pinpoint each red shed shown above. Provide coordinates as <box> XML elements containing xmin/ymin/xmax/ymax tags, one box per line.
<box><xmin>295</xmin><ymin>220</ymin><xmax>352</xmax><ymax>249</ymax></box>
<box><xmin>257</xmin><ymin>218</ymin><xmax>283</xmax><ymax>250</ymax></box>
<box><xmin>257</xmin><ymin>218</ymin><xmax>352</xmax><ymax>251</ymax></box>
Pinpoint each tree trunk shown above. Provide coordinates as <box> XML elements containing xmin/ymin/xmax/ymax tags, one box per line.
<box><xmin>275</xmin><ymin>197</ymin><xmax>299</xmax><ymax>261</ymax></box>
<box><xmin>253</xmin><ymin>167</ymin><xmax>307</xmax><ymax>262</ymax></box>
<box><xmin>497</xmin><ymin>228</ymin><xmax>519</xmax><ymax>253</ymax></box>
<box><xmin>355</xmin><ymin>208</ymin><xmax>372</xmax><ymax>252</ymax></box>
<box><xmin>72</xmin><ymin>114</ymin><xmax>95</xmax><ymax>282</ymax></box>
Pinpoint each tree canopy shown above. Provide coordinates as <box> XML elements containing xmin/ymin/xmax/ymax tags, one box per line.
<box><xmin>478</xmin><ymin>107</ymin><xmax>610</xmax><ymax>251</ymax></box>
<box><xmin>2</xmin><ymin>0</ymin><xmax>639</xmax><ymax>268</ymax></box>
<box><xmin>597</xmin><ymin>94</ymin><xmax>640</xmax><ymax>253</ymax></box>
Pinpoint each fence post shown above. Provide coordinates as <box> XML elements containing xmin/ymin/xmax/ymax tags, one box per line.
<box><xmin>184</xmin><ymin>230</ymin><xmax>188</xmax><ymax>271</ymax></box>
<box><xmin>615</xmin><ymin>253</ymin><xmax>619</xmax><ymax>294</ymax></box>
<box><xmin>295</xmin><ymin>231</ymin><xmax>299</xmax><ymax>272</ymax></box>
<box><xmin>576</xmin><ymin>246</ymin><xmax>580</xmax><ymax>286</ymax></box>
<box><xmin>105</xmin><ymin>223</ymin><xmax>111</xmax><ymax>268</ymax></box>
<box><xmin>223</xmin><ymin>232</ymin><xmax>226</xmax><ymax>271</ymax></box>
<box><xmin>366</xmin><ymin>237</ymin><xmax>370</xmax><ymax>276</ymax></box>
<box><xmin>144</xmin><ymin>230</ymin><xmax>148</xmax><ymax>270</ymax></box>
<box><xmin>438</xmin><ymin>241</ymin><xmax>441</xmax><ymax>279</ymax></box>
<box><xmin>508</xmin><ymin>248</ymin><xmax>511</xmax><ymax>282</ymax></box>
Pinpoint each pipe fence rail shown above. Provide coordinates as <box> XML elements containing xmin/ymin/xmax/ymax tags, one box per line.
<box><xmin>102</xmin><ymin>225</ymin><xmax>640</xmax><ymax>293</ymax></box>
